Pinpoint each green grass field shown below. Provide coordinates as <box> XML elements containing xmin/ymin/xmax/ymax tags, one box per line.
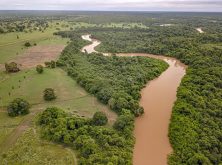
<box><xmin>0</xmin><ymin>128</ymin><xmax>77</xmax><ymax>165</ymax></box>
<box><xmin>0</xmin><ymin>21</ymin><xmax>105</xmax><ymax>65</ymax></box>
<box><xmin>0</xmin><ymin>29</ymin><xmax>68</xmax><ymax>64</ymax></box>
<box><xmin>0</xmin><ymin>68</ymin><xmax>113</xmax><ymax>118</ymax></box>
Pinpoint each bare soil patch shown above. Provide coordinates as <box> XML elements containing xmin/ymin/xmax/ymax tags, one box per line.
<box><xmin>2</xmin><ymin>45</ymin><xmax>65</xmax><ymax>70</ymax></box>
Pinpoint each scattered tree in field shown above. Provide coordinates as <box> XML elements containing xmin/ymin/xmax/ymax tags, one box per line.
<box><xmin>7</xmin><ymin>98</ymin><xmax>30</xmax><ymax>117</ymax></box>
<box><xmin>24</xmin><ymin>42</ymin><xmax>31</xmax><ymax>47</ymax></box>
<box><xmin>92</xmin><ymin>112</ymin><xmax>108</xmax><ymax>126</ymax></box>
<box><xmin>43</xmin><ymin>88</ymin><xmax>56</xmax><ymax>101</ymax></box>
<box><xmin>5</xmin><ymin>62</ymin><xmax>20</xmax><ymax>73</ymax></box>
<box><xmin>36</xmin><ymin>65</ymin><xmax>44</xmax><ymax>74</ymax></box>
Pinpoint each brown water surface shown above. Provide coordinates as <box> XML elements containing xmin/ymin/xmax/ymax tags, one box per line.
<box><xmin>81</xmin><ymin>35</ymin><xmax>187</xmax><ymax>165</ymax></box>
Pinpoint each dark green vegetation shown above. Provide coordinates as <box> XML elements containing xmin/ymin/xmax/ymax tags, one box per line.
<box><xmin>43</xmin><ymin>88</ymin><xmax>57</xmax><ymax>101</ymax></box>
<box><xmin>7</xmin><ymin>98</ymin><xmax>30</xmax><ymax>117</ymax></box>
<box><xmin>67</xmin><ymin>16</ymin><xmax>222</xmax><ymax>164</ymax></box>
<box><xmin>24</xmin><ymin>41</ymin><xmax>31</xmax><ymax>47</ymax></box>
<box><xmin>92</xmin><ymin>112</ymin><xmax>108</xmax><ymax>126</ymax></box>
<box><xmin>5</xmin><ymin>62</ymin><xmax>20</xmax><ymax>73</ymax></box>
<box><xmin>0</xmin><ymin>13</ymin><xmax>49</xmax><ymax>33</ymax></box>
<box><xmin>38</xmin><ymin>107</ymin><xmax>135</xmax><ymax>164</ymax></box>
<box><xmin>36</xmin><ymin>65</ymin><xmax>44</xmax><ymax>74</ymax></box>
<box><xmin>45</xmin><ymin>60</ymin><xmax>56</xmax><ymax>68</ymax></box>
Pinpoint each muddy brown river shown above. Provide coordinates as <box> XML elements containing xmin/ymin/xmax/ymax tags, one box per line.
<box><xmin>81</xmin><ymin>35</ymin><xmax>187</xmax><ymax>165</ymax></box>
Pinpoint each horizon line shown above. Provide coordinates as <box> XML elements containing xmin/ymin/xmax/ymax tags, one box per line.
<box><xmin>0</xmin><ymin>9</ymin><xmax>222</xmax><ymax>13</ymax></box>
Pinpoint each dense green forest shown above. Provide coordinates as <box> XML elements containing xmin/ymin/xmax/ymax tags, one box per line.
<box><xmin>37</xmin><ymin>32</ymin><xmax>168</xmax><ymax>164</ymax></box>
<box><xmin>55</xmin><ymin>32</ymin><xmax>168</xmax><ymax>116</ymax></box>
<box><xmin>66</xmin><ymin>25</ymin><xmax>222</xmax><ymax>164</ymax></box>
<box><xmin>38</xmin><ymin>107</ymin><xmax>135</xmax><ymax>164</ymax></box>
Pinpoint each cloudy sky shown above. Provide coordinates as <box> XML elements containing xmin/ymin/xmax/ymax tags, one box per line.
<box><xmin>0</xmin><ymin>0</ymin><xmax>221</xmax><ymax>12</ymax></box>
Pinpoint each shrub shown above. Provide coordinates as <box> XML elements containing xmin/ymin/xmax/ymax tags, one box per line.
<box><xmin>38</xmin><ymin>107</ymin><xmax>66</xmax><ymax>125</ymax></box>
<box><xmin>44</xmin><ymin>61</ymin><xmax>56</xmax><ymax>68</ymax></box>
<box><xmin>7</xmin><ymin>98</ymin><xmax>30</xmax><ymax>117</ymax></box>
<box><xmin>36</xmin><ymin>65</ymin><xmax>44</xmax><ymax>74</ymax></box>
<box><xmin>92</xmin><ymin>112</ymin><xmax>108</xmax><ymax>126</ymax></box>
<box><xmin>43</xmin><ymin>88</ymin><xmax>56</xmax><ymax>101</ymax></box>
<box><xmin>51</xmin><ymin>60</ymin><xmax>56</xmax><ymax>68</ymax></box>
<box><xmin>5</xmin><ymin>62</ymin><xmax>20</xmax><ymax>73</ymax></box>
<box><xmin>44</xmin><ymin>61</ymin><xmax>51</xmax><ymax>68</ymax></box>
<box><xmin>24</xmin><ymin>42</ymin><xmax>31</xmax><ymax>47</ymax></box>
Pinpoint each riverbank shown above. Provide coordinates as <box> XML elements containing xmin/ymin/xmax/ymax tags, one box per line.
<box><xmin>81</xmin><ymin>34</ymin><xmax>187</xmax><ymax>165</ymax></box>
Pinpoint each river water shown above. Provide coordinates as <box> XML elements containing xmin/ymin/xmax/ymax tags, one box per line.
<box><xmin>81</xmin><ymin>34</ymin><xmax>187</xmax><ymax>165</ymax></box>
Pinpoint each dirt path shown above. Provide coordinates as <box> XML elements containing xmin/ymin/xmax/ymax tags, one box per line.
<box><xmin>0</xmin><ymin>108</ymin><xmax>43</xmax><ymax>154</ymax></box>
<box><xmin>81</xmin><ymin>34</ymin><xmax>187</xmax><ymax>165</ymax></box>
<box><xmin>65</xmin><ymin>148</ymin><xmax>78</xmax><ymax>165</ymax></box>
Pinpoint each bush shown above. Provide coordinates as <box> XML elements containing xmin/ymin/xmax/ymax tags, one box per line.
<box><xmin>7</xmin><ymin>98</ymin><xmax>30</xmax><ymax>117</ymax></box>
<box><xmin>44</xmin><ymin>61</ymin><xmax>56</xmax><ymax>68</ymax></box>
<box><xmin>43</xmin><ymin>88</ymin><xmax>56</xmax><ymax>101</ymax></box>
<box><xmin>44</xmin><ymin>61</ymin><xmax>51</xmax><ymax>68</ymax></box>
<box><xmin>38</xmin><ymin>107</ymin><xmax>66</xmax><ymax>125</ymax></box>
<box><xmin>51</xmin><ymin>60</ymin><xmax>56</xmax><ymax>68</ymax></box>
<box><xmin>92</xmin><ymin>112</ymin><xmax>108</xmax><ymax>126</ymax></box>
<box><xmin>24</xmin><ymin>42</ymin><xmax>31</xmax><ymax>47</ymax></box>
<box><xmin>36</xmin><ymin>65</ymin><xmax>44</xmax><ymax>74</ymax></box>
<box><xmin>5</xmin><ymin>62</ymin><xmax>20</xmax><ymax>73</ymax></box>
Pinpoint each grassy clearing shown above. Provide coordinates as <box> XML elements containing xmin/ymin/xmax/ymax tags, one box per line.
<box><xmin>0</xmin><ymin>128</ymin><xmax>76</xmax><ymax>165</ymax></box>
<box><xmin>0</xmin><ymin>68</ymin><xmax>113</xmax><ymax>118</ymax></box>
<box><xmin>0</xmin><ymin>31</ymin><xmax>68</xmax><ymax>64</ymax></box>
<box><xmin>0</xmin><ymin>22</ymin><xmax>70</xmax><ymax>64</ymax></box>
<box><xmin>0</xmin><ymin>67</ymin><xmax>113</xmax><ymax>163</ymax></box>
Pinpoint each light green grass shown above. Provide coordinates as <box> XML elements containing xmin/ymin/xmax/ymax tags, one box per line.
<box><xmin>0</xmin><ymin>22</ymin><xmax>70</xmax><ymax>64</ymax></box>
<box><xmin>0</xmin><ymin>128</ymin><xmax>76</xmax><ymax>165</ymax></box>
<box><xmin>0</xmin><ymin>112</ymin><xmax>24</xmax><ymax>146</ymax></box>
<box><xmin>0</xmin><ymin>68</ymin><xmax>113</xmax><ymax>118</ymax></box>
